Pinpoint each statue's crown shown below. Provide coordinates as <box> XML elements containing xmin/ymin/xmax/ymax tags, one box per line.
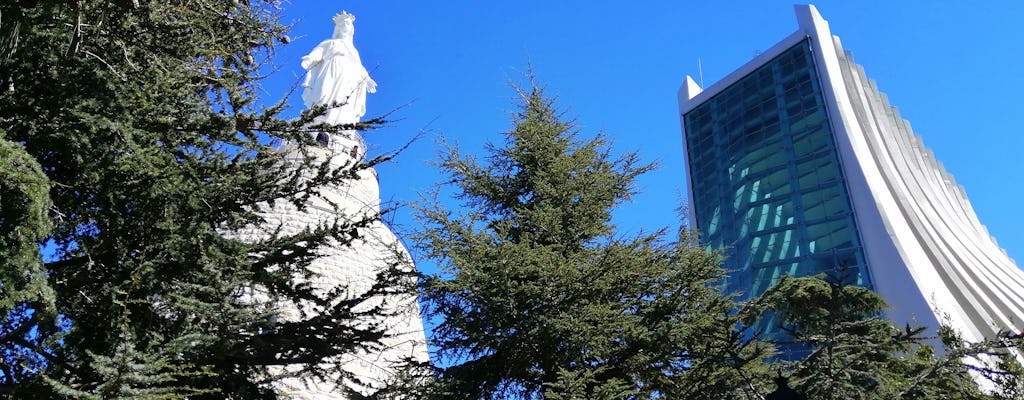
<box><xmin>332</xmin><ymin>11</ymin><xmax>355</xmax><ymax>25</ymax></box>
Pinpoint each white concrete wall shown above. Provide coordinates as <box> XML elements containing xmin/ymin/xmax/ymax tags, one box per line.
<box><xmin>796</xmin><ymin>4</ymin><xmax>1024</xmax><ymax>344</ymax></box>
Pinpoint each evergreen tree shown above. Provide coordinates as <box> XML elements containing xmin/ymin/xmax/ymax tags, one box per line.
<box><xmin>982</xmin><ymin>344</ymin><xmax>1024</xmax><ymax>400</ymax></box>
<box><xmin>901</xmin><ymin>325</ymin><xmax>1024</xmax><ymax>400</ymax></box>
<box><xmin>414</xmin><ymin>82</ymin><xmax>770</xmax><ymax>399</ymax></box>
<box><xmin>0</xmin><ymin>1</ymin><xmax>412</xmax><ymax>398</ymax></box>
<box><xmin>0</xmin><ymin>130</ymin><xmax>56</xmax><ymax>390</ymax></box>
<box><xmin>761</xmin><ymin>275</ymin><xmax>925</xmax><ymax>399</ymax></box>
<box><xmin>759</xmin><ymin>274</ymin><xmax>1024</xmax><ymax>400</ymax></box>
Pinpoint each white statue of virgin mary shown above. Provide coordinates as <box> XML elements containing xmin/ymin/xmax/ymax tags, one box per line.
<box><xmin>301</xmin><ymin>11</ymin><xmax>377</xmax><ymax>125</ymax></box>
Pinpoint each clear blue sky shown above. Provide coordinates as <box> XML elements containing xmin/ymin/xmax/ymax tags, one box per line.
<box><xmin>265</xmin><ymin>1</ymin><xmax>1024</xmax><ymax>269</ymax></box>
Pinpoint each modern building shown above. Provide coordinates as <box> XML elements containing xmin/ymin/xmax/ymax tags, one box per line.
<box><xmin>677</xmin><ymin>4</ymin><xmax>1024</xmax><ymax>346</ymax></box>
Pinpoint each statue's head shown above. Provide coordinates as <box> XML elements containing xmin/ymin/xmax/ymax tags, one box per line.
<box><xmin>332</xmin><ymin>11</ymin><xmax>355</xmax><ymax>38</ymax></box>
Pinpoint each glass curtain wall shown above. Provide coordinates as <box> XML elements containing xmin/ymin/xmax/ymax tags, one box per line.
<box><xmin>684</xmin><ymin>40</ymin><xmax>873</xmax><ymax>311</ymax></box>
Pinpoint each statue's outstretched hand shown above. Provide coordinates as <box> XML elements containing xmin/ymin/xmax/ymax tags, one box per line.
<box><xmin>367</xmin><ymin>78</ymin><xmax>378</xmax><ymax>93</ymax></box>
<box><xmin>301</xmin><ymin>47</ymin><xmax>325</xmax><ymax>70</ymax></box>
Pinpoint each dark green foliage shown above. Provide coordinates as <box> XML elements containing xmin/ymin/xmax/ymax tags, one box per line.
<box><xmin>761</xmin><ymin>275</ymin><xmax>920</xmax><ymax>399</ymax></box>
<box><xmin>0</xmin><ymin>1</ymin><xmax>410</xmax><ymax>398</ymax></box>
<box><xmin>902</xmin><ymin>325</ymin><xmax>1024</xmax><ymax>400</ymax></box>
<box><xmin>759</xmin><ymin>274</ymin><xmax>1024</xmax><ymax>400</ymax></box>
<box><xmin>414</xmin><ymin>83</ymin><xmax>770</xmax><ymax>399</ymax></box>
<box><xmin>0</xmin><ymin>133</ymin><xmax>51</xmax><ymax>298</ymax></box>
<box><xmin>0</xmin><ymin>131</ymin><xmax>56</xmax><ymax>388</ymax></box>
<box><xmin>43</xmin><ymin>327</ymin><xmax>216</xmax><ymax>400</ymax></box>
<box><xmin>987</xmin><ymin>349</ymin><xmax>1024</xmax><ymax>400</ymax></box>
<box><xmin>1</xmin><ymin>5</ymin><xmax>23</xmax><ymax>65</ymax></box>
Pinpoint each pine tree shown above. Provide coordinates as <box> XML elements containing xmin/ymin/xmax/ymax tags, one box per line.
<box><xmin>414</xmin><ymin>82</ymin><xmax>770</xmax><ymax>399</ymax></box>
<box><xmin>0</xmin><ymin>130</ymin><xmax>56</xmax><ymax>390</ymax></box>
<box><xmin>0</xmin><ymin>1</ymin><xmax>413</xmax><ymax>398</ymax></box>
<box><xmin>758</xmin><ymin>274</ymin><xmax>1018</xmax><ymax>400</ymax></box>
<box><xmin>899</xmin><ymin>325</ymin><xmax>1024</xmax><ymax>400</ymax></box>
<box><xmin>760</xmin><ymin>275</ymin><xmax>918</xmax><ymax>399</ymax></box>
<box><xmin>985</xmin><ymin>346</ymin><xmax>1024</xmax><ymax>400</ymax></box>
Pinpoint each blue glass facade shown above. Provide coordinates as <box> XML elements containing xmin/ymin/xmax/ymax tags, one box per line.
<box><xmin>683</xmin><ymin>40</ymin><xmax>873</xmax><ymax>307</ymax></box>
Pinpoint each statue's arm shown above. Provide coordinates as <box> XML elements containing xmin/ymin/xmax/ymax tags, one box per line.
<box><xmin>301</xmin><ymin>46</ymin><xmax>325</xmax><ymax>69</ymax></box>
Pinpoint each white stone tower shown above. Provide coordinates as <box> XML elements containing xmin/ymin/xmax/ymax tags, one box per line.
<box><xmin>254</xmin><ymin>10</ymin><xmax>429</xmax><ymax>399</ymax></box>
